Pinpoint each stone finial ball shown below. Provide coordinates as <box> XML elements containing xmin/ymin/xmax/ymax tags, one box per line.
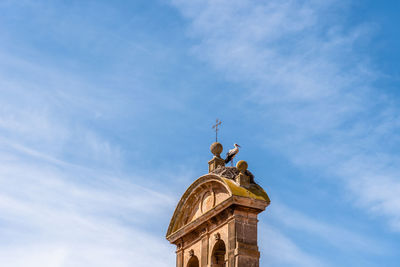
<box><xmin>210</xmin><ymin>142</ymin><xmax>223</xmax><ymax>156</ymax></box>
<box><xmin>236</xmin><ymin>160</ymin><xmax>248</xmax><ymax>172</ymax></box>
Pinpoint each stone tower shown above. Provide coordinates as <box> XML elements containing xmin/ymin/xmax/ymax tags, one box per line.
<box><xmin>166</xmin><ymin>142</ymin><xmax>270</xmax><ymax>267</ymax></box>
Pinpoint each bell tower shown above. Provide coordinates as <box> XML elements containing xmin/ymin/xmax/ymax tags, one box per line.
<box><xmin>166</xmin><ymin>142</ymin><xmax>270</xmax><ymax>267</ymax></box>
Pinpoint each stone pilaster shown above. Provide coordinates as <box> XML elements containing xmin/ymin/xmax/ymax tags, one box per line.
<box><xmin>208</xmin><ymin>156</ymin><xmax>225</xmax><ymax>172</ymax></box>
<box><xmin>201</xmin><ymin>235</ymin><xmax>209</xmax><ymax>267</ymax></box>
<box><xmin>176</xmin><ymin>249</ymin><xmax>184</xmax><ymax>267</ymax></box>
<box><xmin>228</xmin><ymin>208</ymin><xmax>260</xmax><ymax>267</ymax></box>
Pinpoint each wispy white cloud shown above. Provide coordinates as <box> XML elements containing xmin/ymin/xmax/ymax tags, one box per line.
<box><xmin>1</xmin><ymin>0</ymin><xmax>399</xmax><ymax>266</ymax></box>
<box><xmin>170</xmin><ymin>0</ymin><xmax>400</xmax><ymax>231</ymax></box>
<box><xmin>268</xmin><ymin>201</ymin><xmax>385</xmax><ymax>253</ymax></box>
<box><xmin>0</xmin><ymin>139</ymin><xmax>176</xmax><ymax>267</ymax></box>
<box><xmin>258</xmin><ymin>200</ymin><xmax>387</xmax><ymax>266</ymax></box>
<box><xmin>259</xmin><ymin>223</ymin><xmax>326</xmax><ymax>267</ymax></box>
<box><xmin>0</xmin><ymin>42</ymin><xmax>178</xmax><ymax>266</ymax></box>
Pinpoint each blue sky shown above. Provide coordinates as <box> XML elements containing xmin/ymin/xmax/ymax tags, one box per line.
<box><xmin>1</xmin><ymin>0</ymin><xmax>400</xmax><ymax>266</ymax></box>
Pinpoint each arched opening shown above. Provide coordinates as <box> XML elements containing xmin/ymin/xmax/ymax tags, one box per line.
<box><xmin>187</xmin><ymin>256</ymin><xmax>199</xmax><ymax>267</ymax></box>
<box><xmin>211</xmin><ymin>240</ymin><xmax>227</xmax><ymax>267</ymax></box>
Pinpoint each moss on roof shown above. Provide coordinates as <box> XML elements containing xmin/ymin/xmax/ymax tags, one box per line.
<box><xmin>223</xmin><ymin>178</ymin><xmax>270</xmax><ymax>203</ymax></box>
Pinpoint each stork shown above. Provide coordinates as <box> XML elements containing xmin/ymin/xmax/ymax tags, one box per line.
<box><xmin>225</xmin><ymin>143</ymin><xmax>240</xmax><ymax>166</ymax></box>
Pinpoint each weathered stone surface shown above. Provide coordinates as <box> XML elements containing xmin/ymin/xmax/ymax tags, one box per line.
<box><xmin>177</xmin><ymin>250</ymin><xmax>183</xmax><ymax>267</ymax></box>
<box><xmin>210</xmin><ymin>142</ymin><xmax>223</xmax><ymax>157</ymax></box>
<box><xmin>201</xmin><ymin>236</ymin><xmax>208</xmax><ymax>267</ymax></box>
<box><xmin>208</xmin><ymin>157</ymin><xmax>226</xmax><ymax>172</ymax></box>
<box><xmin>236</xmin><ymin>160</ymin><xmax>248</xmax><ymax>172</ymax></box>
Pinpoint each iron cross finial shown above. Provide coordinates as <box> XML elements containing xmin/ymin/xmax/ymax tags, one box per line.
<box><xmin>212</xmin><ymin>119</ymin><xmax>222</xmax><ymax>142</ymax></box>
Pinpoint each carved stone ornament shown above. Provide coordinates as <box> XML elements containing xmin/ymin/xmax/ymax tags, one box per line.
<box><xmin>214</xmin><ymin>232</ymin><xmax>221</xmax><ymax>241</ymax></box>
<box><xmin>189</xmin><ymin>249</ymin><xmax>194</xmax><ymax>257</ymax></box>
<box><xmin>200</xmin><ymin>190</ymin><xmax>215</xmax><ymax>214</ymax></box>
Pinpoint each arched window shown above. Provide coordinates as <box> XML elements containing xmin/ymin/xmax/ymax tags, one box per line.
<box><xmin>211</xmin><ymin>240</ymin><xmax>227</xmax><ymax>267</ymax></box>
<box><xmin>187</xmin><ymin>256</ymin><xmax>199</xmax><ymax>267</ymax></box>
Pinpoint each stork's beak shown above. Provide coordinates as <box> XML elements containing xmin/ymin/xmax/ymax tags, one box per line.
<box><xmin>237</xmin><ymin>144</ymin><xmax>241</xmax><ymax>147</ymax></box>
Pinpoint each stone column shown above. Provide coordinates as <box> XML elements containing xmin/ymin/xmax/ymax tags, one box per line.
<box><xmin>228</xmin><ymin>208</ymin><xmax>260</xmax><ymax>267</ymax></box>
<box><xmin>227</xmin><ymin>220</ymin><xmax>236</xmax><ymax>267</ymax></box>
<box><xmin>201</xmin><ymin>235</ymin><xmax>209</xmax><ymax>267</ymax></box>
<box><xmin>176</xmin><ymin>249</ymin><xmax>184</xmax><ymax>267</ymax></box>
